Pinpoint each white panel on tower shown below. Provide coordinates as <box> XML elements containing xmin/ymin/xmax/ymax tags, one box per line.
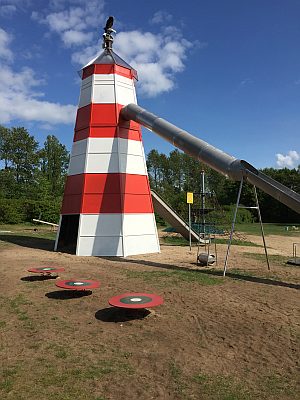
<box><xmin>115</xmin><ymin>74</ymin><xmax>134</xmax><ymax>86</ymax></box>
<box><xmin>123</xmin><ymin>214</ymin><xmax>158</xmax><ymax>236</ymax></box>
<box><xmin>78</xmin><ymin>76</ymin><xmax>93</xmax><ymax>108</ymax></box>
<box><xmin>87</xmin><ymin>137</ymin><xmax>119</xmax><ymax>154</ymax></box>
<box><xmin>71</xmin><ymin>139</ymin><xmax>88</xmax><ymax>157</ymax></box>
<box><xmin>85</xmin><ymin>153</ymin><xmax>119</xmax><ymax>173</ymax></box>
<box><xmin>77</xmin><ymin>236</ymin><xmax>124</xmax><ymax>256</ymax></box>
<box><xmin>94</xmin><ymin>74</ymin><xmax>115</xmax><ymax>83</ymax></box>
<box><xmin>84</xmin><ymin>153</ymin><xmax>147</xmax><ymax>175</ymax></box>
<box><xmin>92</xmin><ymin>83</ymin><xmax>116</xmax><ymax>104</ymax></box>
<box><xmin>115</xmin><ymin>84</ymin><xmax>136</xmax><ymax>106</ymax></box>
<box><xmin>118</xmin><ymin>138</ymin><xmax>143</xmax><ymax>156</ymax></box>
<box><xmin>123</xmin><ymin>235</ymin><xmax>160</xmax><ymax>256</ymax></box>
<box><xmin>79</xmin><ymin>214</ymin><xmax>123</xmax><ymax>236</ymax></box>
<box><xmin>68</xmin><ymin>154</ymin><xmax>86</xmax><ymax>175</ymax></box>
<box><xmin>120</xmin><ymin>154</ymin><xmax>148</xmax><ymax>175</ymax></box>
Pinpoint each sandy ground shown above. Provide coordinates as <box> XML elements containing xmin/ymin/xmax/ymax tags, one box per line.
<box><xmin>0</xmin><ymin>230</ymin><xmax>299</xmax><ymax>400</ymax></box>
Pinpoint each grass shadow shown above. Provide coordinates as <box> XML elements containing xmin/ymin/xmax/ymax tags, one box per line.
<box><xmin>95</xmin><ymin>307</ymin><xmax>151</xmax><ymax>323</ymax></box>
<box><xmin>196</xmin><ymin>269</ymin><xmax>300</xmax><ymax>290</ymax></box>
<box><xmin>0</xmin><ymin>234</ymin><xmax>54</xmax><ymax>251</ymax></box>
<box><xmin>21</xmin><ymin>275</ymin><xmax>57</xmax><ymax>282</ymax></box>
<box><xmin>100</xmin><ymin>257</ymin><xmax>299</xmax><ymax>290</ymax></box>
<box><xmin>45</xmin><ymin>290</ymin><xmax>92</xmax><ymax>300</ymax></box>
<box><xmin>100</xmin><ymin>256</ymin><xmax>199</xmax><ymax>274</ymax></box>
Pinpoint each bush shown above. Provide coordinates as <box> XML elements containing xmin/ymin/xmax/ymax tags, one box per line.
<box><xmin>0</xmin><ymin>199</ymin><xmax>25</xmax><ymax>224</ymax></box>
<box><xmin>0</xmin><ymin>198</ymin><xmax>62</xmax><ymax>224</ymax></box>
<box><xmin>222</xmin><ymin>205</ymin><xmax>254</xmax><ymax>224</ymax></box>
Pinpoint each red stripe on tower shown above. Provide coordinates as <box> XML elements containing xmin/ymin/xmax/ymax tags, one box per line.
<box><xmin>55</xmin><ymin>27</ymin><xmax>160</xmax><ymax>257</ymax></box>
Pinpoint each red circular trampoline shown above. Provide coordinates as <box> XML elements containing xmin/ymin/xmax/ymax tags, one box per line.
<box><xmin>28</xmin><ymin>266</ymin><xmax>65</xmax><ymax>275</ymax></box>
<box><xmin>55</xmin><ymin>279</ymin><xmax>100</xmax><ymax>291</ymax></box>
<box><xmin>108</xmin><ymin>293</ymin><xmax>164</xmax><ymax>309</ymax></box>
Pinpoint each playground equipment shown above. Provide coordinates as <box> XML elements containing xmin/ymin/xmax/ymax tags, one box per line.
<box><xmin>287</xmin><ymin>242</ymin><xmax>300</xmax><ymax>266</ymax></box>
<box><xmin>151</xmin><ymin>189</ymin><xmax>208</xmax><ymax>244</ymax></box>
<box><xmin>108</xmin><ymin>292</ymin><xmax>164</xmax><ymax>309</ymax></box>
<box><xmin>197</xmin><ymin>253</ymin><xmax>216</xmax><ymax>266</ymax></box>
<box><xmin>195</xmin><ymin>170</ymin><xmax>218</xmax><ymax>266</ymax></box>
<box><xmin>32</xmin><ymin>219</ymin><xmax>59</xmax><ymax>230</ymax></box>
<box><xmin>28</xmin><ymin>266</ymin><xmax>65</xmax><ymax>276</ymax></box>
<box><xmin>55</xmin><ymin>17</ymin><xmax>300</xmax><ymax>260</ymax></box>
<box><xmin>55</xmin><ymin>18</ymin><xmax>159</xmax><ymax>257</ymax></box>
<box><xmin>55</xmin><ymin>279</ymin><xmax>100</xmax><ymax>291</ymax></box>
<box><xmin>120</xmin><ymin>104</ymin><xmax>300</xmax><ymax>215</ymax></box>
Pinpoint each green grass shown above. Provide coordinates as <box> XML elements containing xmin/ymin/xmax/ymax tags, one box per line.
<box><xmin>126</xmin><ymin>269</ymin><xmax>222</xmax><ymax>286</ymax></box>
<box><xmin>46</xmin><ymin>343</ymin><xmax>68</xmax><ymax>359</ymax></box>
<box><xmin>193</xmin><ymin>374</ymin><xmax>252</xmax><ymax>400</ymax></box>
<box><xmin>214</xmin><ymin>238</ymin><xmax>261</xmax><ymax>247</ymax></box>
<box><xmin>244</xmin><ymin>252</ymin><xmax>288</xmax><ymax>266</ymax></box>
<box><xmin>0</xmin><ymin>366</ymin><xmax>19</xmax><ymax>393</ymax></box>
<box><xmin>162</xmin><ymin>236</ymin><xmax>260</xmax><ymax>247</ymax></box>
<box><xmin>0</xmin><ymin>223</ymin><xmax>56</xmax><ymax>240</ymax></box>
<box><xmin>169</xmin><ymin>361</ymin><xmax>188</xmax><ymax>397</ymax></box>
<box><xmin>5</xmin><ymin>294</ymin><xmax>36</xmax><ymax>330</ymax></box>
<box><xmin>235</xmin><ymin>223</ymin><xmax>300</xmax><ymax>236</ymax></box>
<box><xmin>262</xmin><ymin>374</ymin><xmax>294</xmax><ymax>396</ymax></box>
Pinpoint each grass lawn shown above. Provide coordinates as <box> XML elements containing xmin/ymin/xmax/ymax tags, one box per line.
<box><xmin>235</xmin><ymin>223</ymin><xmax>300</xmax><ymax>236</ymax></box>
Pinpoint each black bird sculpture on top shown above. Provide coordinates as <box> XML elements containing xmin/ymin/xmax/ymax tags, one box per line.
<box><xmin>104</xmin><ymin>16</ymin><xmax>114</xmax><ymax>33</ymax></box>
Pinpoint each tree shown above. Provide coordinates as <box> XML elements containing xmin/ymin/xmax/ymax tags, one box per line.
<box><xmin>39</xmin><ymin>135</ymin><xmax>69</xmax><ymax>197</ymax></box>
<box><xmin>0</xmin><ymin>125</ymin><xmax>11</xmax><ymax>168</ymax></box>
<box><xmin>0</xmin><ymin>127</ymin><xmax>40</xmax><ymax>197</ymax></box>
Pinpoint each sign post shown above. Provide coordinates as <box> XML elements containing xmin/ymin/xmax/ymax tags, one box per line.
<box><xmin>187</xmin><ymin>192</ymin><xmax>194</xmax><ymax>251</ymax></box>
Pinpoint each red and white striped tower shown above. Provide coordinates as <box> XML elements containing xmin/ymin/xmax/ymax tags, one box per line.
<box><xmin>55</xmin><ymin>20</ymin><xmax>160</xmax><ymax>256</ymax></box>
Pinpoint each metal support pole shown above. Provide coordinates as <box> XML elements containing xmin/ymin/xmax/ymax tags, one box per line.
<box><xmin>188</xmin><ymin>203</ymin><xmax>192</xmax><ymax>251</ymax></box>
<box><xmin>253</xmin><ymin>186</ymin><xmax>270</xmax><ymax>271</ymax></box>
<box><xmin>223</xmin><ymin>177</ymin><xmax>244</xmax><ymax>277</ymax></box>
<box><xmin>201</xmin><ymin>170</ymin><xmax>205</xmax><ymax>236</ymax></box>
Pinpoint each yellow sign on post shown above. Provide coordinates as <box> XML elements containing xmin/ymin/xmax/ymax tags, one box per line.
<box><xmin>187</xmin><ymin>192</ymin><xmax>194</xmax><ymax>204</ymax></box>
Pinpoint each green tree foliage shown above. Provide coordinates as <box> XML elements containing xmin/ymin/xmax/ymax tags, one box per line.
<box><xmin>0</xmin><ymin>125</ymin><xmax>69</xmax><ymax>223</ymax></box>
<box><xmin>5</xmin><ymin>127</ymin><xmax>39</xmax><ymax>185</ymax></box>
<box><xmin>256</xmin><ymin>167</ymin><xmax>300</xmax><ymax>223</ymax></box>
<box><xmin>38</xmin><ymin>135</ymin><xmax>69</xmax><ymax>197</ymax></box>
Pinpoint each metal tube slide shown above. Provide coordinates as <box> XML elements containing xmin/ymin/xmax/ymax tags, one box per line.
<box><xmin>121</xmin><ymin>104</ymin><xmax>300</xmax><ymax>214</ymax></box>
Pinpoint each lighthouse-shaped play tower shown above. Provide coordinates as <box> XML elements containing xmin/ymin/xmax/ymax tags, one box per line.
<box><xmin>55</xmin><ymin>18</ymin><xmax>160</xmax><ymax>257</ymax></box>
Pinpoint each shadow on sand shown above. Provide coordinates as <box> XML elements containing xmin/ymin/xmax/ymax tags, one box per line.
<box><xmin>100</xmin><ymin>257</ymin><xmax>299</xmax><ymax>291</ymax></box>
<box><xmin>196</xmin><ymin>269</ymin><xmax>300</xmax><ymax>290</ymax></box>
<box><xmin>45</xmin><ymin>290</ymin><xmax>92</xmax><ymax>300</ymax></box>
<box><xmin>21</xmin><ymin>275</ymin><xmax>57</xmax><ymax>282</ymax></box>
<box><xmin>95</xmin><ymin>307</ymin><xmax>151</xmax><ymax>323</ymax></box>
<box><xmin>0</xmin><ymin>234</ymin><xmax>55</xmax><ymax>251</ymax></box>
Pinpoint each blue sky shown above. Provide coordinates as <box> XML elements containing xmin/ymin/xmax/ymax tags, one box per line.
<box><xmin>0</xmin><ymin>0</ymin><xmax>299</xmax><ymax>169</ymax></box>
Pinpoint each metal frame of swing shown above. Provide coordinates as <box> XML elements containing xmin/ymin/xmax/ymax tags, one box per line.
<box><xmin>223</xmin><ymin>177</ymin><xmax>270</xmax><ymax>277</ymax></box>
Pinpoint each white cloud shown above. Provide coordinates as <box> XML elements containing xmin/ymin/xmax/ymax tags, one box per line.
<box><xmin>0</xmin><ymin>28</ymin><xmax>76</xmax><ymax>125</ymax></box>
<box><xmin>33</xmin><ymin>0</ymin><xmax>105</xmax><ymax>48</ymax></box>
<box><xmin>276</xmin><ymin>150</ymin><xmax>300</xmax><ymax>169</ymax></box>
<box><xmin>33</xmin><ymin>5</ymin><xmax>196</xmax><ymax>97</ymax></box>
<box><xmin>150</xmin><ymin>11</ymin><xmax>173</xmax><ymax>25</ymax></box>
<box><xmin>0</xmin><ymin>0</ymin><xmax>31</xmax><ymax>13</ymax></box>
<box><xmin>62</xmin><ymin>29</ymin><xmax>93</xmax><ymax>47</ymax></box>
<box><xmin>0</xmin><ymin>5</ymin><xmax>17</xmax><ymax>16</ymax></box>
<box><xmin>114</xmin><ymin>28</ymin><xmax>192</xmax><ymax>97</ymax></box>
<box><xmin>0</xmin><ymin>28</ymin><xmax>13</xmax><ymax>61</ymax></box>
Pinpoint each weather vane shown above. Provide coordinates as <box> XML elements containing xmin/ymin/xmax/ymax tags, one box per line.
<box><xmin>102</xmin><ymin>16</ymin><xmax>116</xmax><ymax>50</ymax></box>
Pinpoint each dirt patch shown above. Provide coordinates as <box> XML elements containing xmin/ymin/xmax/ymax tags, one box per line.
<box><xmin>0</xmin><ymin>233</ymin><xmax>299</xmax><ymax>400</ymax></box>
